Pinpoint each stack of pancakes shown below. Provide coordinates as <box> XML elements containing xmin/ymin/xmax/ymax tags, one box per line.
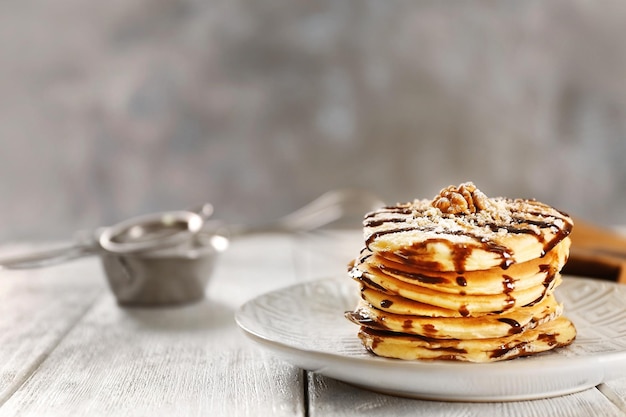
<box><xmin>345</xmin><ymin>183</ymin><xmax>576</xmax><ymax>362</ymax></box>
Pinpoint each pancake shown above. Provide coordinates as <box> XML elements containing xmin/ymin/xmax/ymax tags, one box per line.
<box><xmin>353</xmin><ymin>264</ymin><xmax>562</xmax><ymax>316</ymax></box>
<box><xmin>353</xmin><ymin>238</ymin><xmax>570</xmax><ymax>296</ymax></box>
<box><xmin>346</xmin><ymin>292</ymin><xmax>562</xmax><ymax>339</ymax></box>
<box><xmin>345</xmin><ymin>182</ymin><xmax>576</xmax><ymax>362</ymax></box>
<box><xmin>357</xmin><ymin>316</ymin><xmax>576</xmax><ymax>363</ymax></box>
<box><xmin>363</xmin><ymin>186</ymin><xmax>573</xmax><ymax>273</ymax></box>
<box><xmin>359</xmin><ymin>286</ymin><xmax>463</xmax><ymax>317</ymax></box>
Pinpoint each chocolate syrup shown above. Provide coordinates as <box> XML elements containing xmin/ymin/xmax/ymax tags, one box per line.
<box><xmin>377</xmin><ymin>264</ymin><xmax>449</xmax><ymax>285</ymax></box>
<box><xmin>497</xmin><ymin>318</ymin><xmax>523</xmax><ymax>335</ymax></box>
<box><xmin>365</xmin><ymin>227</ymin><xmax>418</xmax><ymax>249</ymax></box>
<box><xmin>370</xmin><ymin>336</ymin><xmax>381</xmax><ymax>350</ymax></box>
<box><xmin>490</xmin><ymin>345</ymin><xmax>515</xmax><ymax>359</ymax></box>
<box><xmin>355</xmin><ymin>276</ymin><xmax>389</xmax><ymax>293</ymax></box>
<box><xmin>360</xmin><ymin>253</ymin><xmax>372</xmax><ymax>263</ymax></box>
<box><xmin>380</xmin><ymin>299</ymin><xmax>393</xmax><ymax>308</ymax></box>
<box><xmin>502</xmin><ymin>275</ymin><xmax>515</xmax><ymax>293</ymax></box>
<box><xmin>452</xmin><ymin>244</ymin><xmax>473</xmax><ymax>274</ymax></box>
<box><xmin>360</xmin><ymin>328</ymin><xmax>468</xmax><ymax>355</ymax></box>
<box><xmin>422</xmin><ymin>323</ymin><xmax>437</xmax><ymax>337</ymax></box>
<box><xmin>509</xmin><ymin>213</ymin><xmax>573</xmax><ymax>257</ymax></box>
<box><xmin>387</xmin><ymin>247</ymin><xmax>443</xmax><ymax>270</ymax></box>
<box><xmin>501</xmin><ymin>297</ymin><xmax>516</xmax><ymax>311</ymax></box>
<box><xmin>367</xmin><ymin>206</ymin><xmax>413</xmax><ymax>216</ymax></box>
<box><xmin>538</xmin><ymin>264</ymin><xmax>551</xmax><ymax>273</ymax></box>
<box><xmin>496</xmin><ymin>275</ymin><xmax>517</xmax><ymax>311</ymax></box>
<box><xmin>522</xmin><ymin>269</ymin><xmax>557</xmax><ymax>307</ymax></box>
<box><xmin>537</xmin><ymin>333</ymin><xmax>558</xmax><ymax>346</ymax></box>
<box><xmin>364</xmin><ymin>217</ymin><xmax>407</xmax><ymax>228</ymax></box>
<box><xmin>345</xmin><ymin>310</ymin><xmax>376</xmax><ymax>326</ymax></box>
<box><xmin>529</xmin><ymin>265</ymin><xmax>558</xmax><ymax>307</ymax></box>
<box><xmin>345</xmin><ymin>311</ymin><xmax>389</xmax><ymax>331</ymax></box>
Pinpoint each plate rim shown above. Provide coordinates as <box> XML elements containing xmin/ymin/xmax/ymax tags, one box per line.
<box><xmin>235</xmin><ymin>276</ymin><xmax>626</xmax><ymax>401</ymax></box>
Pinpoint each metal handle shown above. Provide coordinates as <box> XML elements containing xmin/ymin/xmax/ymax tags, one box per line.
<box><xmin>0</xmin><ymin>243</ymin><xmax>96</xmax><ymax>269</ymax></box>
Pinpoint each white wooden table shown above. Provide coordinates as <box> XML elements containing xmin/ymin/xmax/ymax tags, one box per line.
<box><xmin>1</xmin><ymin>231</ymin><xmax>626</xmax><ymax>417</ymax></box>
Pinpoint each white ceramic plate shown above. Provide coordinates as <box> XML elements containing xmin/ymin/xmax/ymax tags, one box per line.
<box><xmin>236</xmin><ymin>276</ymin><xmax>626</xmax><ymax>402</ymax></box>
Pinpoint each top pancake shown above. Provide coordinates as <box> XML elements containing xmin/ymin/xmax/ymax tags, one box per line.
<box><xmin>364</xmin><ymin>183</ymin><xmax>573</xmax><ymax>273</ymax></box>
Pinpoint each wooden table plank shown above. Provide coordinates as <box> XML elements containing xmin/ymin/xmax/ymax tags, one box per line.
<box><xmin>0</xmin><ymin>250</ymin><xmax>105</xmax><ymax>407</ymax></box>
<box><xmin>0</xmin><ymin>235</ymin><xmax>306</xmax><ymax>417</ymax></box>
<box><xmin>0</xmin><ymin>294</ymin><xmax>305</xmax><ymax>417</ymax></box>
<box><xmin>308</xmin><ymin>374</ymin><xmax>626</xmax><ymax>417</ymax></box>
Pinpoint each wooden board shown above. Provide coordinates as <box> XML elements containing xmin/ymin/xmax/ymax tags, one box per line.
<box><xmin>0</xmin><ymin>294</ymin><xmax>305</xmax><ymax>416</ymax></box>
<box><xmin>308</xmin><ymin>373</ymin><xmax>626</xmax><ymax>417</ymax></box>
<box><xmin>0</xmin><ymin>252</ymin><xmax>105</xmax><ymax>407</ymax></box>
<box><xmin>0</xmin><ymin>235</ymin><xmax>306</xmax><ymax>417</ymax></box>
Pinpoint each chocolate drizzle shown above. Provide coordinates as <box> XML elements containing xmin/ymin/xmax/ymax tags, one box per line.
<box><xmin>522</xmin><ymin>267</ymin><xmax>557</xmax><ymax>307</ymax></box>
<box><xmin>364</xmin><ymin>217</ymin><xmax>408</xmax><ymax>228</ymax></box>
<box><xmin>502</xmin><ymin>275</ymin><xmax>516</xmax><ymax>293</ymax></box>
<box><xmin>377</xmin><ymin>264</ymin><xmax>449</xmax><ymax>285</ymax></box>
<box><xmin>490</xmin><ymin>344</ymin><xmax>518</xmax><ymax>359</ymax></box>
<box><xmin>365</xmin><ymin>227</ymin><xmax>418</xmax><ymax>249</ymax></box>
<box><xmin>359</xmin><ymin>327</ymin><xmax>468</xmax><ymax>354</ymax></box>
<box><xmin>380</xmin><ymin>299</ymin><xmax>393</xmax><ymax>308</ymax></box>
<box><xmin>422</xmin><ymin>323</ymin><xmax>437</xmax><ymax>337</ymax></box>
<box><xmin>537</xmin><ymin>333</ymin><xmax>558</xmax><ymax>346</ymax></box>
<box><xmin>497</xmin><ymin>318</ymin><xmax>523</xmax><ymax>335</ymax></box>
<box><xmin>354</xmin><ymin>276</ymin><xmax>389</xmax><ymax>293</ymax></box>
<box><xmin>501</xmin><ymin>275</ymin><xmax>516</xmax><ymax>311</ymax></box>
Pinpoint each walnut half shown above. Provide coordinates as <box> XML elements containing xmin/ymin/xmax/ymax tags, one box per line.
<box><xmin>431</xmin><ymin>182</ymin><xmax>489</xmax><ymax>215</ymax></box>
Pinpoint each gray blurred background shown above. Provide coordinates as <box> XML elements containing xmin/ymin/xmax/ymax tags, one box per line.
<box><xmin>1</xmin><ymin>0</ymin><xmax>626</xmax><ymax>242</ymax></box>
